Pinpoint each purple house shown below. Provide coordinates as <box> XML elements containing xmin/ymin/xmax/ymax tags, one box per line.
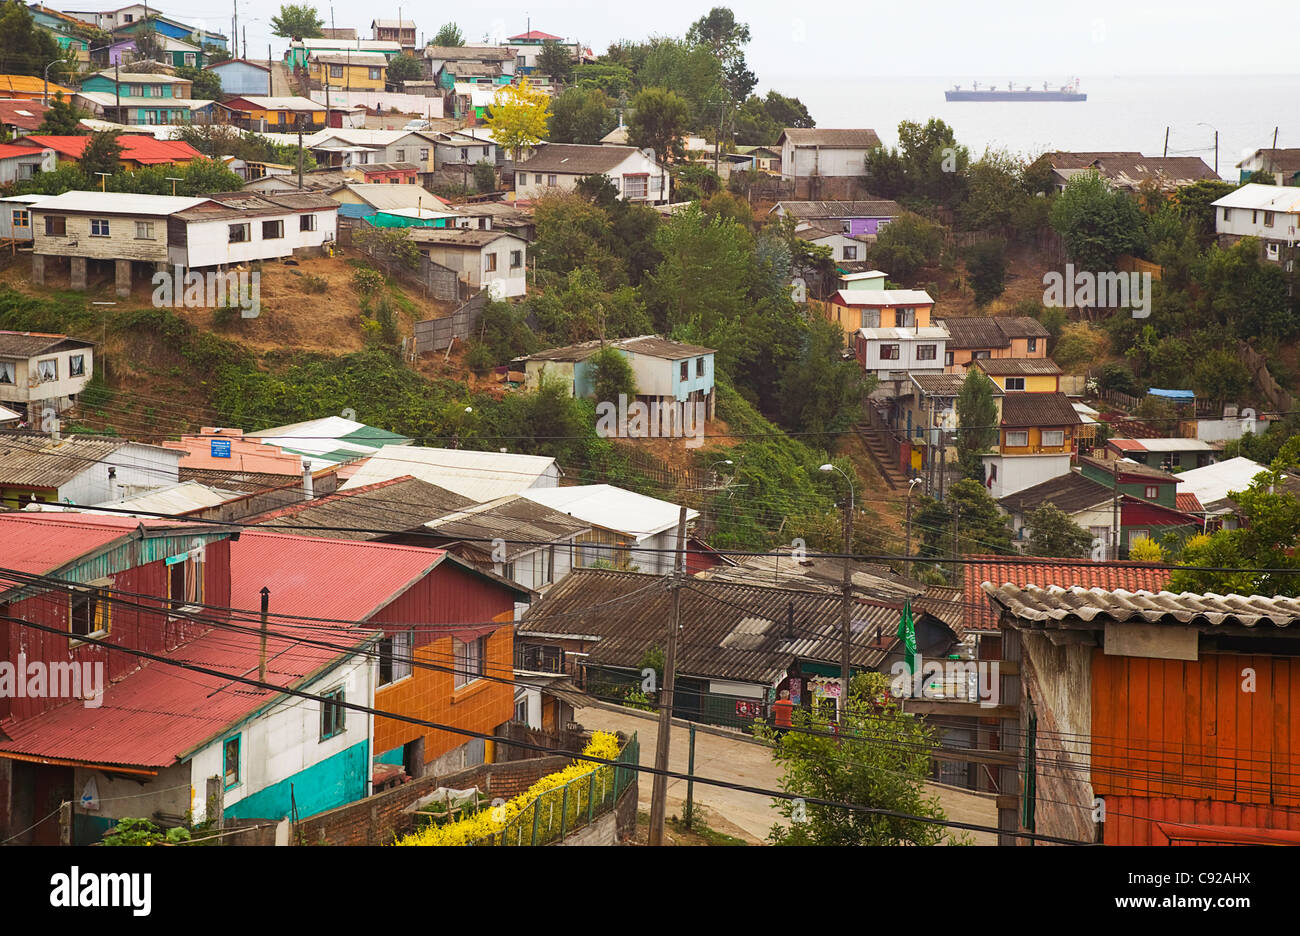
<box><xmin>769</xmin><ymin>199</ymin><xmax>903</xmax><ymax>237</ymax></box>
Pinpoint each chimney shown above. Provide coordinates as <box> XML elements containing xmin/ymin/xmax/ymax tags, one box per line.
<box><xmin>302</xmin><ymin>463</ymin><xmax>314</xmax><ymax>499</ymax></box>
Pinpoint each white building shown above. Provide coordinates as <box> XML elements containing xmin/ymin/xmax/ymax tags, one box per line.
<box><xmin>408</xmin><ymin>228</ymin><xmax>528</xmax><ymax>298</ymax></box>
<box><xmin>0</xmin><ymin>331</ymin><xmax>95</xmax><ymax>416</ymax></box>
<box><xmin>1211</xmin><ymin>183</ymin><xmax>1300</xmax><ymax>265</ymax></box>
<box><xmin>854</xmin><ymin>326</ymin><xmax>949</xmax><ymax>381</ymax></box>
<box><xmin>0</xmin><ymin>432</ymin><xmax>182</xmax><ymax>508</ymax></box>
<box><xmin>0</xmin><ymin>194</ymin><xmax>50</xmax><ymax>242</ymax></box>
<box><xmin>169</xmin><ymin>191</ymin><xmax>339</xmax><ymax>268</ymax></box>
<box><xmin>306</xmin><ymin>128</ymin><xmax>440</xmax><ymax>174</ymax></box>
<box><xmin>514</xmin><ymin>143</ymin><xmax>668</xmax><ymax>204</ymax></box>
<box><xmin>341</xmin><ymin>445</ymin><xmax>560</xmax><ymax>501</ymax></box>
<box><xmin>778</xmin><ymin>128</ymin><xmax>881</xmax><ymax>180</ymax></box>
<box><xmin>0</xmin><ymin>143</ymin><xmax>55</xmax><ymax>185</ymax></box>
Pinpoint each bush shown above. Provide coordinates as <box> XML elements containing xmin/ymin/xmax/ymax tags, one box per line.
<box><xmin>352</xmin><ymin>268</ymin><xmax>385</xmax><ymax>294</ymax></box>
<box><xmin>302</xmin><ymin>274</ymin><xmax>329</xmax><ymax>293</ymax></box>
<box><xmin>473</xmin><ymin>160</ymin><xmax>496</xmax><ymax>193</ymax></box>
<box><xmin>1128</xmin><ymin>538</ymin><xmax>1164</xmax><ymax>561</ymax></box>
<box><xmin>965</xmin><ymin>239</ymin><xmax>1007</xmax><ymax>306</ymax></box>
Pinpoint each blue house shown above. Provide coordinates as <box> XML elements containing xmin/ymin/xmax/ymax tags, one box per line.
<box><xmin>205</xmin><ymin>59</ymin><xmax>271</xmax><ymax>97</ymax></box>
<box><xmin>113</xmin><ymin>13</ymin><xmax>228</xmax><ymax>51</ymax></box>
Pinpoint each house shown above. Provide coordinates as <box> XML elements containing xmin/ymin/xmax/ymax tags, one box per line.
<box><xmin>936</xmin><ymin>316</ymin><xmax>1050</xmax><ymax>370</ymax></box>
<box><xmin>896</xmin><ymin>371</ymin><xmax>1003</xmax><ymax>469</ymax></box>
<box><xmin>520</xmin><ymin>484</ymin><xmax>699</xmax><ymax>576</ymax></box>
<box><xmin>518</xmin><ymin>335</ymin><xmax>717</xmax><ymax>421</ymax></box>
<box><xmin>518</xmin><ymin>568</ymin><xmax>956</xmax><ymax>728</ymax></box>
<box><xmin>0</xmin><ymin>331</ymin><xmax>94</xmax><ymax>418</ymax></box>
<box><xmin>107</xmin><ymin>12</ymin><xmax>228</xmax><ymax>50</ymax></box>
<box><xmin>327</xmin><ymin>182</ymin><xmax>448</xmax><ymax>220</ymax></box>
<box><xmin>371</xmin><ymin>18</ymin><xmax>416</xmax><ymax>53</ymax></box>
<box><xmin>793</xmin><ymin>221</ymin><xmax>872</xmax><ymax>265</ymax></box>
<box><xmin>1211</xmin><ymin>183</ymin><xmax>1300</xmax><ymax>265</ymax></box>
<box><xmin>428</xmin><ymin>131</ymin><xmax>497</xmax><ymax>169</ymax></box>
<box><xmin>1172</xmin><ymin>456</ymin><xmax>1271</xmax><ymax>525</ymax></box>
<box><xmin>0</xmin><ymin>99</ymin><xmax>51</xmax><ymax>135</ymax></box>
<box><xmin>407</xmin><ymin>228</ymin><xmax>528</xmax><ymax>299</ymax></box>
<box><xmin>1106</xmin><ymin>436</ymin><xmax>1215</xmax><ymax>472</ymax></box>
<box><xmin>422</xmin><ymin>45</ymin><xmax>517</xmax><ymax>84</ymax></box>
<box><xmin>247</xmin><ymin>476</ymin><xmax>473</xmax><ymax>541</ymax></box>
<box><xmin>17</xmin><ymin>134</ymin><xmax>202</xmax><ymax>170</ymax></box>
<box><xmin>0</xmin><ymin>74</ymin><xmax>74</xmax><ymax>100</ymax></box>
<box><xmin>984</xmin><ymin>584</ymin><xmax>1300</xmax><ymax>845</ymax></box>
<box><xmin>340</xmin><ymin>445</ymin><xmax>560</xmax><ymax>501</ymax></box>
<box><xmin>1077</xmin><ymin>455</ymin><xmax>1200</xmax><ymax>551</ymax></box>
<box><xmin>103</xmin><ymin>33</ymin><xmax>206</xmax><ymax>69</ymax></box>
<box><xmin>306</xmin><ymin>128</ymin><xmax>439</xmax><ymax>177</ymax></box>
<box><xmin>230</xmin><ymin>530</ymin><xmax>529</xmax><ymax>781</ymax></box>
<box><xmin>245</xmin><ymin>416</ymin><xmax>411</xmax><ymax>470</ymax></box>
<box><xmin>514</xmin><ymin>143</ymin><xmax>668</xmax><ymax>205</ymax></box>
<box><xmin>770</xmin><ymin>199</ymin><xmax>902</xmax><ymax>237</ymax></box>
<box><xmin>161</xmin><ymin>427</ymin><xmax>308</xmax><ymax>477</ymax></box>
<box><xmin>0</xmin><ymin>512</ymin><xmax>245</xmax><ymax>843</ymax></box>
<box><xmin>1236</xmin><ymin>147</ymin><xmax>1300</xmax><ymax>186</ymax></box>
<box><xmin>347</xmin><ymin>161</ymin><xmax>420</xmax><ymax>185</ymax></box>
<box><xmin>284</xmin><ymin>37</ymin><xmax>401</xmax><ymax>70</ymax></box>
<box><xmin>204</xmin><ymin>58</ymin><xmax>271</xmax><ymax>96</ymax></box>
<box><xmin>0</xmin><ymin>431</ymin><xmax>181</xmax><ymax>508</ymax></box>
<box><xmin>0</xmin><ymin>142</ymin><xmax>54</xmax><ymax>185</ymax></box>
<box><xmin>1044</xmin><ymin>152</ymin><xmax>1219</xmax><ymax>193</ymax></box>
<box><xmin>72</xmin><ymin>91</ymin><xmax>211</xmax><ymax>126</ymax></box>
<box><xmin>506</xmin><ymin>30</ymin><xmax>579</xmax><ymax>73</ymax></box>
<box><xmin>980</xmin><ymin>390</ymin><xmax>1081</xmax><ymax>499</ymax></box>
<box><xmin>218</xmin><ymin>96</ymin><xmax>327</xmax><ymax>132</ymax></box>
<box><xmin>778</xmin><ymin>128</ymin><xmax>880</xmax><ymax>198</ymax></box>
<box><xmin>0</xmin><ymin>194</ymin><xmax>49</xmax><ymax>241</ymax></box>
<box><xmin>733</xmin><ymin>144</ymin><xmax>780</xmax><ymax>174</ymax></box>
<box><xmin>307</xmin><ymin>51</ymin><xmax>388</xmax><ymax>92</ymax></box>
<box><xmin>853</xmin><ymin>322</ymin><xmax>949</xmax><ymax>403</ymax></box>
<box><xmin>966</xmin><ymin>356</ymin><xmax>1063</xmax><ymax>393</ymax></box>
<box><xmin>78</xmin><ymin>68</ymin><xmax>192</xmax><ymax>98</ymax></box>
<box><xmin>833</xmin><ymin>284</ymin><xmax>935</xmax><ymax>347</ymax></box>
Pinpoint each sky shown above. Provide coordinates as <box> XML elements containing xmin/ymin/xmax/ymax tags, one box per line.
<box><xmin>146</xmin><ymin>0</ymin><xmax>1295</xmax><ymax>87</ymax></box>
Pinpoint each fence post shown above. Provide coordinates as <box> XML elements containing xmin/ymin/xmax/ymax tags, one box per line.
<box><xmin>531</xmin><ymin>797</ymin><xmax>541</xmax><ymax>846</ymax></box>
<box><xmin>588</xmin><ymin>771</ymin><xmax>595</xmax><ymax>824</ymax></box>
<box><xmin>559</xmin><ymin>782</ymin><xmax>569</xmax><ymax>840</ymax></box>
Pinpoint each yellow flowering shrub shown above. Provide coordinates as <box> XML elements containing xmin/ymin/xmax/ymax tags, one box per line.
<box><xmin>393</xmin><ymin>731</ymin><xmax>623</xmax><ymax>846</ymax></box>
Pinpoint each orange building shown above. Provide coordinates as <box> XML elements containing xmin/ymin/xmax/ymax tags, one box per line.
<box><xmin>162</xmin><ymin>427</ymin><xmax>305</xmax><ymax>475</ymax></box>
<box><xmin>937</xmin><ymin>315</ymin><xmax>1050</xmax><ymax>371</ymax></box>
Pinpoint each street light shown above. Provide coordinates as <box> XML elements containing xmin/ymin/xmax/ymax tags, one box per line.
<box><xmin>904</xmin><ymin>477</ymin><xmax>923</xmax><ymax>578</ymax></box>
<box><xmin>819</xmin><ymin>463</ymin><xmax>854</xmax><ymax>717</ymax></box>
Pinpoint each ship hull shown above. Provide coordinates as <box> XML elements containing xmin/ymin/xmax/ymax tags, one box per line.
<box><xmin>945</xmin><ymin>90</ymin><xmax>1086</xmax><ymax>101</ymax></box>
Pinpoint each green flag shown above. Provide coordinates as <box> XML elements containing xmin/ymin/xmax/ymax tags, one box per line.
<box><xmin>897</xmin><ymin>599</ymin><xmax>918</xmax><ymax>676</ymax></box>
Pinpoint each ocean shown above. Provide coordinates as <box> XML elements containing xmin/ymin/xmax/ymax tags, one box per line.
<box><xmin>764</xmin><ymin>73</ymin><xmax>1300</xmax><ymax>179</ymax></box>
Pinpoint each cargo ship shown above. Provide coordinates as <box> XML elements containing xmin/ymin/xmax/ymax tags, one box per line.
<box><xmin>946</xmin><ymin>79</ymin><xmax>1085</xmax><ymax>102</ymax></box>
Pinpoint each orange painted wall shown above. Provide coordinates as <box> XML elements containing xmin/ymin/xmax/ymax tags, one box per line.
<box><xmin>999</xmin><ymin>424</ymin><xmax>1075</xmax><ymax>455</ymax></box>
<box><xmin>1102</xmin><ymin>795</ymin><xmax>1300</xmax><ymax>845</ymax></box>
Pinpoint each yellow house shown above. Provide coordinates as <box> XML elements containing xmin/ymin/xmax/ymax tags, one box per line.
<box><xmin>997</xmin><ymin>392</ymin><xmax>1081</xmax><ymax>456</ymax></box>
<box><xmin>937</xmin><ymin>315</ymin><xmax>1051</xmax><ymax>371</ymax></box>
<box><xmin>220</xmin><ymin>95</ymin><xmax>327</xmax><ymax>132</ymax></box>
<box><xmin>968</xmin><ymin>357</ymin><xmax>1062</xmax><ymax>394</ymax></box>
<box><xmin>826</xmin><ymin>285</ymin><xmax>935</xmax><ymax>346</ymax></box>
<box><xmin>308</xmin><ymin>52</ymin><xmax>388</xmax><ymax>91</ymax></box>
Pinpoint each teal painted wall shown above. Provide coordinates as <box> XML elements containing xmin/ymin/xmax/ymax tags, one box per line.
<box><xmin>224</xmin><ymin>739</ymin><xmax>369</xmax><ymax>821</ymax></box>
<box><xmin>375</xmin><ymin>745</ymin><xmax>404</xmax><ymax>766</ymax></box>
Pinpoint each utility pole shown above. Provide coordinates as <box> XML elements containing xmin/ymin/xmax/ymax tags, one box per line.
<box><xmin>1111</xmin><ymin>457</ymin><xmax>1120</xmax><ymax>560</ymax></box>
<box><xmin>1213</xmin><ymin>129</ymin><xmax>1219</xmax><ymax>177</ymax></box>
<box><xmin>1273</xmin><ymin>126</ymin><xmax>1280</xmax><ymax>150</ymax></box>
<box><xmin>1162</xmin><ymin>126</ymin><xmax>1169</xmax><ymax>158</ymax></box>
<box><xmin>648</xmin><ymin>506</ymin><xmax>688</xmax><ymax>846</ymax></box>
<box><xmin>297</xmin><ymin>124</ymin><xmax>304</xmax><ymax>188</ymax></box>
<box><xmin>951</xmin><ymin>503</ymin><xmax>961</xmax><ymax>587</ymax></box>
<box><xmin>258</xmin><ymin>586</ymin><xmax>270</xmax><ymax>681</ymax></box>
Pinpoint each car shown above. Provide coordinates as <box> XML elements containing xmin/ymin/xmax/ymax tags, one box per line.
<box><xmin>403</xmin><ymin>119</ymin><xmax>433</xmax><ymax>131</ymax></box>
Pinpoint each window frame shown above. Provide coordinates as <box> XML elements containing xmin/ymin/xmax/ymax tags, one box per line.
<box><xmin>378</xmin><ymin>628</ymin><xmax>414</xmax><ymax>687</ymax></box>
<box><xmin>300</xmin><ymin>214</ymin><xmax>317</xmax><ymax>232</ymax></box>
<box><xmin>879</xmin><ymin>343</ymin><xmax>901</xmax><ymax>361</ymax></box>
<box><xmin>69</xmin><ymin>585</ymin><xmax>111</xmax><ymax>641</ymax></box>
<box><xmin>228</xmin><ymin>222</ymin><xmax>250</xmax><ymax>243</ymax></box>
<box><xmin>69</xmin><ymin>354</ymin><xmax>85</xmax><ymax>377</ymax></box>
<box><xmin>320</xmin><ymin>687</ymin><xmax>346</xmax><ymax>741</ymax></box>
<box><xmin>223</xmin><ymin>734</ymin><xmax>240</xmax><ymax>789</ymax></box>
<box><xmin>916</xmin><ymin>343</ymin><xmax>937</xmax><ymax>361</ymax></box>
<box><xmin>89</xmin><ymin>218</ymin><xmax>110</xmax><ymax>237</ymax></box>
<box><xmin>135</xmin><ymin>220</ymin><xmax>154</xmax><ymax>240</ymax></box>
<box><xmin>1041</xmin><ymin>429</ymin><xmax>1065</xmax><ymax>447</ymax></box>
<box><xmin>509</xmin><ymin>249</ymin><xmax>522</xmax><ymax>269</ymax></box>
<box><xmin>484</xmin><ymin>252</ymin><xmax>497</xmax><ymax>272</ymax></box>
<box><xmin>1004</xmin><ymin>376</ymin><xmax>1026</xmax><ymax>391</ymax></box>
<box><xmin>1144</xmin><ymin>485</ymin><xmax>1160</xmax><ymax>499</ymax></box>
<box><xmin>1005</xmin><ymin>430</ymin><xmax>1030</xmax><ymax>447</ymax></box>
<box><xmin>453</xmin><ymin>636</ymin><xmax>485</xmax><ymax>689</ymax></box>
<box><xmin>261</xmin><ymin>219</ymin><xmax>284</xmax><ymax>240</ymax></box>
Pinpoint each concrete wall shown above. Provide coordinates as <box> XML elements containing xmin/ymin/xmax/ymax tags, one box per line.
<box><xmin>781</xmin><ymin>144</ymin><xmax>870</xmax><ymax>179</ymax></box>
<box><xmin>982</xmin><ymin>453</ymin><xmax>1073</xmax><ymax>500</ymax></box>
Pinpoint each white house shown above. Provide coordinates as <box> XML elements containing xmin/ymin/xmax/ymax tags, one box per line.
<box><xmin>0</xmin><ymin>143</ymin><xmax>55</xmax><ymax>185</ymax></box>
<box><xmin>854</xmin><ymin>326</ymin><xmax>949</xmax><ymax>382</ymax></box>
<box><xmin>306</xmin><ymin>128</ymin><xmax>440</xmax><ymax>175</ymax></box>
<box><xmin>1211</xmin><ymin>183</ymin><xmax>1300</xmax><ymax>265</ymax></box>
<box><xmin>514</xmin><ymin>143</ymin><xmax>668</xmax><ymax>204</ymax></box>
<box><xmin>778</xmin><ymin>128</ymin><xmax>881</xmax><ymax>180</ymax></box>
<box><xmin>795</xmin><ymin>222</ymin><xmax>872</xmax><ymax>262</ymax></box>
<box><xmin>341</xmin><ymin>445</ymin><xmax>560</xmax><ymax>501</ymax></box>
<box><xmin>0</xmin><ymin>194</ymin><xmax>50</xmax><ymax>242</ymax></box>
<box><xmin>408</xmin><ymin>228</ymin><xmax>528</xmax><ymax>298</ymax></box>
<box><xmin>521</xmin><ymin>484</ymin><xmax>698</xmax><ymax>575</ymax></box>
<box><xmin>169</xmin><ymin>191</ymin><xmax>339</xmax><ymax>268</ymax></box>
<box><xmin>0</xmin><ymin>432</ymin><xmax>183</xmax><ymax>508</ymax></box>
<box><xmin>0</xmin><ymin>331</ymin><xmax>94</xmax><ymax>416</ymax></box>
<box><xmin>429</xmin><ymin>131</ymin><xmax>496</xmax><ymax>169</ymax></box>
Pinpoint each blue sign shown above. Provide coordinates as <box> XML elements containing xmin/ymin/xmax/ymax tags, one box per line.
<box><xmin>211</xmin><ymin>439</ymin><xmax>232</xmax><ymax>459</ymax></box>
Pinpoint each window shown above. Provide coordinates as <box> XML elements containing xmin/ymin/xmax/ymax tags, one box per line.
<box><xmin>369</xmin><ymin>67</ymin><xmax>382</xmax><ymax>80</ymax></box>
<box><xmin>135</xmin><ymin>221</ymin><xmax>154</xmax><ymax>239</ymax></box>
<box><xmin>36</xmin><ymin>358</ymin><xmax>57</xmax><ymax>382</ymax></box>
<box><xmin>1222</xmin><ymin>207</ymin><xmax>1231</xmax><ymax>221</ymax></box>
<box><xmin>896</xmin><ymin>307</ymin><xmax>915</xmax><ymax>327</ymax></box>
<box><xmin>680</xmin><ymin>361</ymin><xmax>689</xmax><ymax>380</ymax></box>
<box><xmin>696</xmin><ymin>356</ymin><xmax>705</xmax><ymax>377</ymax></box>
<box><xmin>228</xmin><ymin>223</ymin><xmax>249</xmax><ymax>243</ymax></box>
<box><xmin>972</xmin><ymin>350</ymin><xmax>990</xmax><ymax>360</ymax></box>
<box><xmin>167</xmin><ymin>553</ymin><xmax>204</xmax><ymax>610</ymax></box>
<box><xmin>460</xmin><ymin>147</ymin><xmax>468</xmax><ymax>161</ymax></box>
<box><xmin>152</xmin><ymin>85</ymin><xmax>163</xmax><ymax>97</ymax></box>
<box><xmin>11</xmin><ymin>209</ymin><xmax>29</xmax><ymax>229</ymax></box>
<box><xmin>1145</xmin><ymin>485</ymin><xmax>1159</xmax><ymax>499</ymax></box>
<box><xmin>1005</xmin><ymin>430</ymin><xmax>1029</xmax><ymax>447</ymax></box>
<box><xmin>262</xmin><ymin>219</ymin><xmax>284</xmax><ymax>239</ymax></box>
<box><xmin>484</xmin><ymin>252</ymin><xmax>497</xmax><ymax>272</ymax></box>
<box><xmin>944</xmin><ymin>351</ymin><xmax>954</xmax><ymax>366</ymax></box>
<box><xmin>879</xmin><ymin>344</ymin><xmax>900</xmax><ymax>360</ymax></box>
<box><xmin>395</xmin><ymin>148</ymin><xmax>405</xmax><ymax>161</ymax></box>
<box><xmin>70</xmin><ymin>587</ymin><xmax>110</xmax><ymax>639</ymax></box>
<box><xmin>1266</xmin><ymin>242</ymin><xmax>1280</xmax><ymax>261</ymax></box>
<box><xmin>330</xmin><ymin>64</ymin><xmax>343</xmax><ymax>78</ymax></box>
<box><xmin>509</xmin><ymin>249</ymin><xmax>522</xmax><ymax>269</ymax></box>
<box><xmin>419</xmin><ymin>147</ymin><xmax>429</xmax><ymax>161</ymax></box>
<box><xmin>90</xmin><ymin>218</ymin><xmax>110</xmax><ymax>237</ymax></box>
<box><xmin>300</xmin><ymin>214</ymin><xmax>317</xmax><ymax>232</ymax></box>
<box><xmin>184</xmin><ymin>53</ymin><xmax>196</xmax><ymax>66</ymax></box>
<box><xmin>535</xmin><ymin>174</ymin><xmax>543</xmax><ymax>185</ymax></box>
<box><xmin>0</xmin><ymin>361</ymin><xmax>13</xmax><ymax>384</ymax></box>
<box><xmin>843</xmin><ymin>245</ymin><xmax>857</xmax><ymax>260</ymax></box>
<box><xmin>547</xmin><ymin>174</ymin><xmax>557</xmax><ymax>187</ymax></box>
<box><xmin>223</xmin><ymin>736</ymin><xmax>240</xmax><ymax>787</ymax></box>
<box><xmin>916</xmin><ymin>344</ymin><xmax>937</xmax><ymax>361</ymax></box>
<box><xmin>1264</xmin><ymin>211</ymin><xmax>1275</xmax><ymax>227</ymax></box>
<box><xmin>1004</xmin><ymin>376</ymin><xmax>1025</xmax><ymax>391</ymax></box>
<box><xmin>453</xmin><ymin>637</ymin><xmax>485</xmax><ymax>689</ymax></box>
<box><xmin>378</xmin><ymin>629</ymin><xmax>414</xmax><ymax>686</ymax></box>
<box><xmin>1027</xmin><ymin>337</ymin><xmax>1038</xmax><ymax>352</ymax></box>
<box><xmin>1252</xmin><ymin>210</ymin><xmax>1258</xmax><ymax>224</ymax></box>
<box><xmin>622</xmin><ymin>174</ymin><xmax>648</xmax><ymax>199</ymax></box>
<box><xmin>859</xmin><ymin>309</ymin><xmax>880</xmax><ymax>329</ymax></box>
<box><xmin>1128</xmin><ymin>529</ymin><xmax>1150</xmax><ymax>547</ymax></box>
<box><xmin>1042</xmin><ymin>430</ymin><xmax>1065</xmax><ymax>446</ymax></box>
<box><xmin>69</xmin><ymin>354</ymin><xmax>85</xmax><ymax>377</ymax></box>
<box><xmin>320</xmin><ymin>688</ymin><xmax>346</xmax><ymax>740</ymax></box>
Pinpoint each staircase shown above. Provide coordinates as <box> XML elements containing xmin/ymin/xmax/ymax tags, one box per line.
<box><xmin>856</xmin><ymin>422</ymin><xmax>909</xmax><ymax>490</ymax></box>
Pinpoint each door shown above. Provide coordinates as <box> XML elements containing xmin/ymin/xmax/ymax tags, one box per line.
<box><xmin>31</xmin><ymin>764</ymin><xmax>74</xmax><ymax>845</ymax></box>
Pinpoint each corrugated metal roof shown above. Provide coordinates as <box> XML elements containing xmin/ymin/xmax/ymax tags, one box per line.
<box><xmin>340</xmin><ymin>445</ymin><xmax>558</xmax><ymax>502</ymax></box>
<box><xmin>694</xmin><ymin>548</ymin><xmax>922</xmax><ymax>603</ymax></box>
<box><xmin>938</xmin><ymin>315</ymin><xmax>1050</xmax><ymax>349</ymax></box>
<box><xmin>1000</xmin><ymin>392</ymin><xmax>1082</xmax><ymax>427</ymax></box>
<box><xmin>1078</xmin><ymin>454</ymin><xmax>1177</xmax><ymax>482</ymax></box>
<box><xmin>246</xmin><ymin>416</ymin><xmax>409</xmax><ymax>469</ymax></box>
<box><xmin>336</xmin><ymin>182</ymin><xmax>450</xmax><ymax>211</ymax></box>
<box><xmin>774</xmin><ymin>200</ymin><xmax>902</xmax><ymax>219</ymax></box>
<box><xmin>521</xmin><ymin>485</ymin><xmax>697</xmax><ymax>541</ymax></box>
<box><xmin>779</xmin><ymin>128</ymin><xmax>881</xmax><ymax>149</ymax></box>
<box><xmin>523</xmin><ymin>334</ymin><xmax>714</xmax><ymax>363</ymax></box>
<box><xmin>982</xmin><ymin>583</ymin><xmax>1300</xmax><ymax>630</ymax></box>
<box><xmin>90</xmin><ymin>480</ymin><xmax>241</xmax><ymax>516</ymax></box>
<box><xmin>518</xmin><ymin>143</ymin><xmax>650</xmax><ymax>175</ymax></box>
<box><xmin>248</xmin><ymin>476</ymin><xmax>474</xmax><ymax>539</ymax></box>
<box><xmin>962</xmin><ymin>555</ymin><xmax>1173</xmax><ymax>633</ymax></box>
<box><xmin>998</xmin><ymin>470</ymin><xmax>1112</xmax><ymax>514</ymax></box>
<box><xmin>1174</xmin><ymin>457</ymin><xmax>1268</xmax><ymax>511</ymax></box>
<box><xmin>0</xmin><ymin>432</ymin><xmax>129</xmax><ymax>488</ymax></box>
<box><xmin>521</xmin><ymin>569</ymin><xmax>904</xmax><ymax>684</ymax></box>
<box><xmin>910</xmin><ymin>373</ymin><xmax>1002</xmax><ymax>396</ymax></box>
<box><xmin>971</xmin><ymin>357</ymin><xmax>1063</xmax><ymax>376</ymax></box>
<box><xmin>838</xmin><ymin>289</ymin><xmax>934</xmax><ymax>306</ymax></box>
<box><xmin>423</xmin><ymin>495</ymin><xmax>591</xmax><ymax>559</ymax></box>
<box><xmin>1111</xmin><ymin>437</ymin><xmax>1214</xmax><ymax>452</ymax></box>
<box><xmin>1211</xmin><ymin>183</ymin><xmax>1300</xmax><ymax>213</ymax></box>
<box><xmin>27</xmin><ymin>189</ymin><xmax>209</xmax><ymax>215</ymax></box>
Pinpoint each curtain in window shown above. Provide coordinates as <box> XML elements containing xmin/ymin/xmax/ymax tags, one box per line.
<box><xmin>0</xmin><ymin>361</ymin><xmax>13</xmax><ymax>384</ymax></box>
<box><xmin>37</xmin><ymin>359</ymin><xmax>56</xmax><ymax>382</ymax></box>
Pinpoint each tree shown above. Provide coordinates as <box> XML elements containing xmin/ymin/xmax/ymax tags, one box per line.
<box><xmin>776</xmin><ymin>315</ymin><xmax>873</xmax><ymax>441</ymax></box>
<box><xmin>915</xmin><ymin>479</ymin><xmax>1014</xmax><ymax>569</ymax></box>
<box><xmin>431</xmin><ymin>22</ymin><xmax>464</xmax><ymax>47</ymax></box>
<box><xmin>645</xmin><ymin>203</ymin><xmax>750</xmax><ymax>345</ymax></box>
<box><xmin>1025</xmin><ymin>503</ymin><xmax>1093</xmax><ymax>557</ymax></box>
<box><xmin>472</xmin><ymin>160</ymin><xmax>496</xmax><ymax>193</ymax></box>
<box><xmin>635</xmin><ymin>38</ymin><xmax>721</xmax><ymax>121</ymax></box>
<box><xmin>177</xmin><ymin>157</ymin><xmax>243</xmax><ymax>195</ymax></box>
<box><xmin>132</xmin><ymin>23</ymin><xmax>165</xmax><ymax>62</ymax></box>
<box><xmin>966</xmin><ymin>239</ymin><xmax>1008</xmax><ymax>306</ymax></box>
<box><xmin>627</xmin><ymin>87</ymin><xmax>690</xmax><ymax>164</ymax></box>
<box><xmin>0</xmin><ymin>0</ymin><xmax>62</xmax><ymax>77</ymax></box>
<box><xmin>536</xmin><ymin>40</ymin><xmax>574</xmax><ymax>86</ymax></box>
<box><xmin>1128</xmin><ymin>537</ymin><xmax>1164</xmax><ymax>562</ymax></box>
<box><xmin>548</xmin><ymin>87</ymin><xmax>616</xmax><ymax>144</ymax></box>
<box><xmin>754</xmin><ymin>672</ymin><xmax>954</xmax><ymax>846</ymax></box>
<box><xmin>175</xmin><ymin>65</ymin><xmax>221</xmax><ymax>100</ymax></box>
<box><xmin>385</xmin><ymin>53</ymin><xmax>423</xmax><ymax>88</ymax></box>
<box><xmin>37</xmin><ymin>91</ymin><xmax>87</xmax><ymax>134</ymax></box>
<box><xmin>79</xmin><ymin>130</ymin><xmax>123</xmax><ymax>178</ymax></box>
<box><xmin>869</xmin><ymin>212</ymin><xmax>944</xmax><ymax>281</ymax></box>
<box><xmin>1048</xmin><ymin>170</ymin><xmax>1144</xmax><ymax>270</ymax></box>
<box><xmin>485</xmin><ymin>77</ymin><xmax>550</xmax><ymax>162</ymax></box>
<box><xmin>955</xmin><ymin>370</ymin><xmax>997</xmax><ymax>477</ymax></box>
<box><xmin>866</xmin><ymin>118</ymin><xmax>969</xmax><ymax>205</ymax></box>
<box><xmin>589</xmin><ymin>345</ymin><xmax>637</xmax><ymax>404</ymax></box>
<box><xmin>686</xmin><ymin>6</ymin><xmax>753</xmax><ymax>101</ymax></box>
<box><xmin>269</xmin><ymin>3</ymin><xmax>324</xmax><ymax>38</ymax></box>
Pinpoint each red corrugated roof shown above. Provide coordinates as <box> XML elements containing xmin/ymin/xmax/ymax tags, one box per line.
<box><xmin>509</xmin><ymin>30</ymin><xmax>564</xmax><ymax>40</ymax></box>
<box><xmin>962</xmin><ymin>555</ymin><xmax>1173</xmax><ymax>633</ymax></box>
<box><xmin>230</xmin><ymin>531</ymin><xmax>446</xmax><ymax>622</ymax></box>
<box><xmin>18</xmin><ymin>135</ymin><xmax>203</xmax><ymax>164</ymax></box>
<box><xmin>0</xmin><ymin>513</ymin><xmax>191</xmax><ymax>581</ymax></box>
<box><xmin>0</xmin><ymin>99</ymin><xmax>50</xmax><ymax>131</ymax></box>
<box><xmin>1176</xmin><ymin>492</ymin><xmax>1205</xmax><ymax>513</ymax></box>
<box><xmin>0</xmin><ymin>142</ymin><xmax>45</xmax><ymax>159</ymax></box>
<box><xmin>1110</xmin><ymin>438</ymin><xmax>1144</xmax><ymax>451</ymax></box>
